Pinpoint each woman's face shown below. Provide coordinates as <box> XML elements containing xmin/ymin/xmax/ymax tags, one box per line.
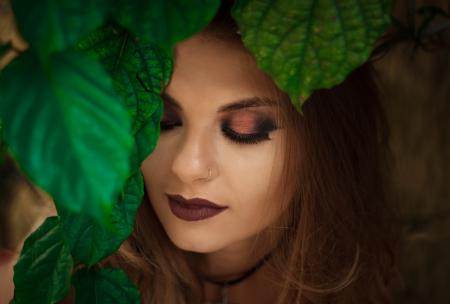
<box><xmin>141</xmin><ymin>33</ymin><xmax>287</xmax><ymax>253</ymax></box>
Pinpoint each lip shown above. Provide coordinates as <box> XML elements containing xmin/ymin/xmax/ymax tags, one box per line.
<box><xmin>167</xmin><ymin>194</ymin><xmax>228</xmax><ymax>221</ymax></box>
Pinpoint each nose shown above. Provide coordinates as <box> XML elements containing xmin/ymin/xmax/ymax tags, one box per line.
<box><xmin>171</xmin><ymin>127</ymin><xmax>217</xmax><ymax>184</ymax></box>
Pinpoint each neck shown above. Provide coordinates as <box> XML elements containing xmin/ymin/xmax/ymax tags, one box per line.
<box><xmin>187</xmin><ymin>232</ymin><xmax>275</xmax><ymax>281</ymax></box>
<box><xmin>185</xmin><ymin>230</ymin><xmax>282</xmax><ymax>303</ymax></box>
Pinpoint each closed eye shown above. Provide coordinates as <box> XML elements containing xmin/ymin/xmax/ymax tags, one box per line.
<box><xmin>221</xmin><ymin>126</ymin><xmax>271</xmax><ymax>145</ymax></box>
<box><xmin>160</xmin><ymin>120</ymin><xmax>182</xmax><ymax>131</ymax></box>
<box><xmin>159</xmin><ymin>100</ymin><xmax>279</xmax><ymax>145</ymax></box>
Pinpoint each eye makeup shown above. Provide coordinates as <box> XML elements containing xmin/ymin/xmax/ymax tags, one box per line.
<box><xmin>159</xmin><ymin>99</ymin><xmax>279</xmax><ymax>145</ymax></box>
<box><xmin>220</xmin><ymin>111</ymin><xmax>278</xmax><ymax>145</ymax></box>
<box><xmin>160</xmin><ymin>101</ymin><xmax>181</xmax><ymax>131</ymax></box>
<box><xmin>160</xmin><ymin>119</ymin><xmax>182</xmax><ymax>131</ymax></box>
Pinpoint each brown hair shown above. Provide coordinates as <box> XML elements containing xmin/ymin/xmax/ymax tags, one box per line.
<box><xmin>106</xmin><ymin>2</ymin><xmax>400</xmax><ymax>303</ymax></box>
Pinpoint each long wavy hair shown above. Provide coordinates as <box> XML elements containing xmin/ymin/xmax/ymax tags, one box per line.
<box><xmin>106</xmin><ymin>2</ymin><xmax>400</xmax><ymax>303</ymax></box>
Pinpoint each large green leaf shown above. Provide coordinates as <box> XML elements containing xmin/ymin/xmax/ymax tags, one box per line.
<box><xmin>232</xmin><ymin>0</ymin><xmax>392</xmax><ymax>109</ymax></box>
<box><xmin>13</xmin><ymin>217</ymin><xmax>73</xmax><ymax>304</ymax></box>
<box><xmin>76</xmin><ymin>23</ymin><xmax>171</xmax><ymax>168</ymax></box>
<box><xmin>0</xmin><ymin>51</ymin><xmax>133</xmax><ymax>223</ymax></box>
<box><xmin>59</xmin><ymin>171</ymin><xmax>144</xmax><ymax>267</ymax></box>
<box><xmin>11</xmin><ymin>0</ymin><xmax>108</xmax><ymax>58</ymax></box>
<box><xmin>72</xmin><ymin>268</ymin><xmax>141</xmax><ymax>304</ymax></box>
<box><xmin>112</xmin><ymin>0</ymin><xmax>221</xmax><ymax>52</ymax></box>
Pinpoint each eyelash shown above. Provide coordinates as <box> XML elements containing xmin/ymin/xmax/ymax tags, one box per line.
<box><xmin>221</xmin><ymin>125</ymin><xmax>270</xmax><ymax>144</ymax></box>
<box><xmin>159</xmin><ymin>120</ymin><xmax>272</xmax><ymax>145</ymax></box>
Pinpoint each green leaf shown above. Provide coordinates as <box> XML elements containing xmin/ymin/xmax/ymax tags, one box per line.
<box><xmin>0</xmin><ymin>51</ymin><xmax>133</xmax><ymax>224</ymax></box>
<box><xmin>130</xmin><ymin>100</ymin><xmax>163</xmax><ymax>170</ymax></box>
<box><xmin>232</xmin><ymin>0</ymin><xmax>392</xmax><ymax>109</ymax></box>
<box><xmin>59</xmin><ymin>171</ymin><xmax>144</xmax><ymax>266</ymax></box>
<box><xmin>72</xmin><ymin>267</ymin><xmax>141</xmax><ymax>304</ymax></box>
<box><xmin>112</xmin><ymin>0</ymin><xmax>221</xmax><ymax>52</ymax></box>
<box><xmin>76</xmin><ymin>23</ymin><xmax>171</xmax><ymax>168</ymax></box>
<box><xmin>13</xmin><ymin>216</ymin><xmax>73</xmax><ymax>304</ymax></box>
<box><xmin>11</xmin><ymin>0</ymin><xmax>108</xmax><ymax>58</ymax></box>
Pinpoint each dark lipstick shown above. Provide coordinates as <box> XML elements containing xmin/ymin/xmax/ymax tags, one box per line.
<box><xmin>167</xmin><ymin>194</ymin><xmax>228</xmax><ymax>221</ymax></box>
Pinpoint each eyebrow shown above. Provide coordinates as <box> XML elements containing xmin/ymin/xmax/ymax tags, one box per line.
<box><xmin>161</xmin><ymin>92</ymin><xmax>278</xmax><ymax>113</ymax></box>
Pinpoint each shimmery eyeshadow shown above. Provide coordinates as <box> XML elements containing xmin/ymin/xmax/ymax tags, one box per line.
<box><xmin>223</xmin><ymin>111</ymin><xmax>276</xmax><ymax>135</ymax></box>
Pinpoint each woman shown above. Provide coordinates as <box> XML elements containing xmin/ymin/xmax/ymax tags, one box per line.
<box><xmin>108</xmin><ymin>3</ymin><xmax>399</xmax><ymax>304</ymax></box>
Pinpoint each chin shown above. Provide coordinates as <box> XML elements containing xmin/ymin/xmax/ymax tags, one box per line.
<box><xmin>166</xmin><ymin>228</ymin><xmax>227</xmax><ymax>254</ymax></box>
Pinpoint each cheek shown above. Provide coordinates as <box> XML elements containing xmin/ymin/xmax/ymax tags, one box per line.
<box><xmin>237</xmin><ymin>177</ymin><xmax>282</xmax><ymax>222</ymax></box>
<box><xmin>223</xmin><ymin>140</ymin><xmax>284</xmax><ymax>220</ymax></box>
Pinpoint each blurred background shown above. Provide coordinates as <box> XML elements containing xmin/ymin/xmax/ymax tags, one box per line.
<box><xmin>1</xmin><ymin>0</ymin><xmax>449</xmax><ymax>303</ymax></box>
<box><xmin>373</xmin><ymin>0</ymin><xmax>450</xmax><ymax>302</ymax></box>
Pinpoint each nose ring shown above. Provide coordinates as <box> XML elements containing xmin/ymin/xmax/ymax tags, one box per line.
<box><xmin>207</xmin><ymin>167</ymin><xmax>212</xmax><ymax>180</ymax></box>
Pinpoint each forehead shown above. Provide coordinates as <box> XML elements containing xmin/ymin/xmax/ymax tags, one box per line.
<box><xmin>165</xmin><ymin>33</ymin><xmax>281</xmax><ymax>107</ymax></box>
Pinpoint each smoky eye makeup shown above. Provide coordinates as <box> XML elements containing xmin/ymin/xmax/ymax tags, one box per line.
<box><xmin>159</xmin><ymin>97</ymin><xmax>280</xmax><ymax>145</ymax></box>
<box><xmin>221</xmin><ymin>111</ymin><xmax>278</xmax><ymax>145</ymax></box>
<box><xmin>160</xmin><ymin>106</ymin><xmax>181</xmax><ymax>131</ymax></box>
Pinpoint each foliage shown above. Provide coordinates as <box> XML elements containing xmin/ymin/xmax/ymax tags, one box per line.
<box><xmin>74</xmin><ymin>22</ymin><xmax>172</xmax><ymax>169</ymax></box>
<box><xmin>59</xmin><ymin>171</ymin><xmax>144</xmax><ymax>267</ymax></box>
<box><xmin>112</xmin><ymin>0</ymin><xmax>221</xmax><ymax>53</ymax></box>
<box><xmin>11</xmin><ymin>0</ymin><xmax>109</xmax><ymax>59</ymax></box>
<box><xmin>12</xmin><ymin>217</ymin><xmax>73</xmax><ymax>304</ymax></box>
<box><xmin>72</xmin><ymin>268</ymin><xmax>141</xmax><ymax>304</ymax></box>
<box><xmin>231</xmin><ymin>0</ymin><xmax>392</xmax><ymax>110</ymax></box>
<box><xmin>0</xmin><ymin>50</ymin><xmax>133</xmax><ymax>224</ymax></box>
<box><xmin>0</xmin><ymin>0</ymin><xmax>399</xmax><ymax>303</ymax></box>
